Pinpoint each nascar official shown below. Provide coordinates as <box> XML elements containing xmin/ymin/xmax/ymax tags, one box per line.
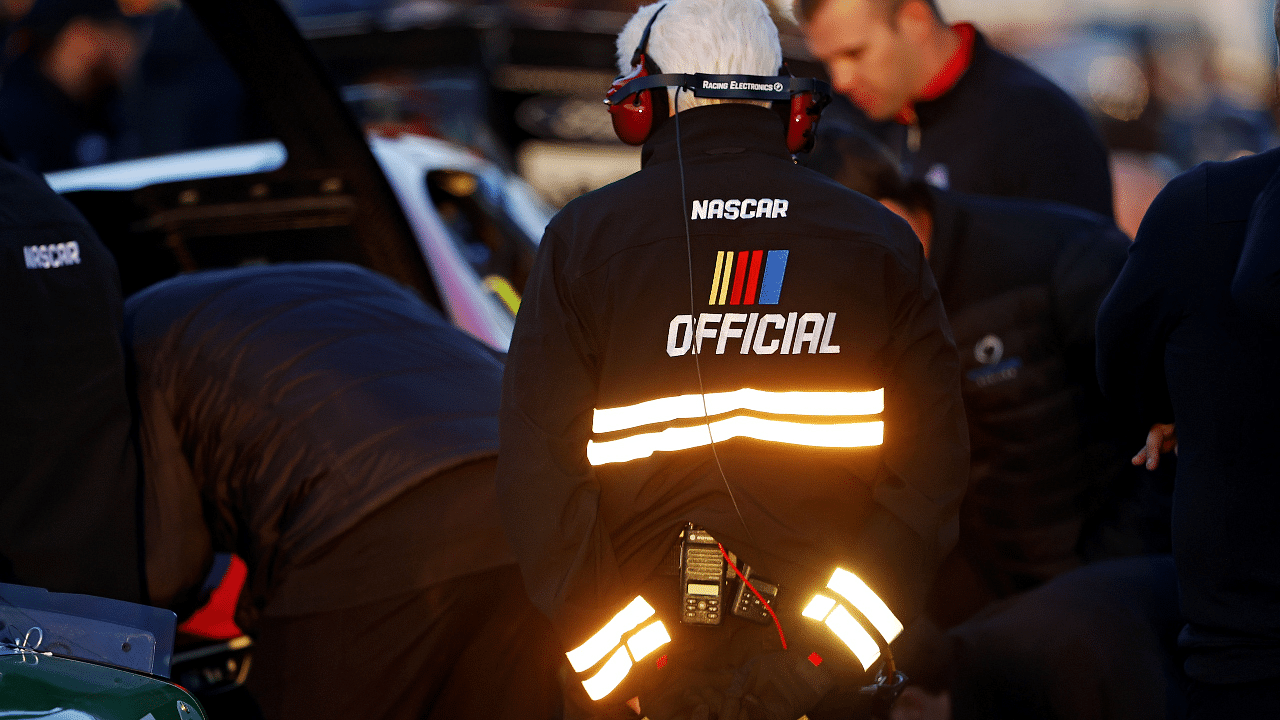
<box><xmin>495</xmin><ymin>0</ymin><xmax>969</xmax><ymax>717</ymax></box>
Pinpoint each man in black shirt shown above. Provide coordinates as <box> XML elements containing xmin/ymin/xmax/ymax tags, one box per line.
<box><xmin>1096</xmin><ymin>14</ymin><xmax>1280</xmax><ymax>715</ymax></box>
<box><xmin>795</xmin><ymin>0</ymin><xmax>1113</xmax><ymax>219</ymax></box>
<box><xmin>0</xmin><ymin>155</ymin><xmax>142</xmax><ymax>604</ymax></box>
<box><xmin>1097</xmin><ymin>139</ymin><xmax>1280</xmax><ymax>720</ymax></box>
<box><xmin>127</xmin><ymin>263</ymin><xmax>563</xmax><ymax>720</ymax></box>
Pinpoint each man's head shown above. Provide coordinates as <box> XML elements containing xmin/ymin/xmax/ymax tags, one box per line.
<box><xmin>11</xmin><ymin>0</ymin><xmax>139</xmax><ymax>104</ymax></box>
<box><xmin>796</xmin><ymin>0</ymin><xmax>950</xmax><ymax>120</ymax></box>
<box><xmin>615</xmin><ymin>0</ymin><xmax>782</xmax><ymax>113</ymax></box>
<box><xmin>795</xmin><ymin>0</ymin><xmax>942</xmax><ymax>22</ymax></box>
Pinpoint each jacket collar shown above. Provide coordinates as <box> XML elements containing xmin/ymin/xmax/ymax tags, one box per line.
<box><xmin>911</xmin><ymin>25</ymin><xmax>989</xmax><ymax>128</ymax></box>
<box><xmin>640</xmin><ymin>103</ymin><xmax>793</xmax><ymax>168</ymax></box>
<box><xmin>894</xmin><ymin>23</ymin><xmax>977</xmax><ymax>126</ymax></box>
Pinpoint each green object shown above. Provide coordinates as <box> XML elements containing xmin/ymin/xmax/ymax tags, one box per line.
<box><xmin>0</xmin><ymin>651</ymin><xmax>204</xmax><ymax>719</ymax></box>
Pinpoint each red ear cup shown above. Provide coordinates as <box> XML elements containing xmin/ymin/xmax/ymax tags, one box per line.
<box><xmin>774</xmin><ymin>63</ymin><xmax>831</xmax><ymax>154</ymax></box>
<box><xmin>608</xmin><ymin>54</ymin><xmax>670</xmax><ymax>146</ymax></box>
<box><xmin>783</xmin><ymin>89</ymin><xmax>829</xmax><ymax>154</ymax></box>
<box><xmin>608</xmin><ymin>5</ymin><xmax>670</xmax><ymax>146</ymax></box>
<box><xmin>608</xmin><ymin>60</ymin><xmax>656</xmax><ymax>146</ymax></box>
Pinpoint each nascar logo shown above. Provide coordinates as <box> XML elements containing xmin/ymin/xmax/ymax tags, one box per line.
<box><xmin>690</xmin><ymin>198</ymin><xmax>788</xmax><ymax>221</ymax></box>
<box><xmin>22</xmin><ymin>241</ymin><xmax>81</xmax><ymax>270</ymax></box>
<box><xmin>666</xmin><ymin>248</ymin><xmax>839</xmax><ymax>356</ymax></box>
<box><xmin>709</xmin><ymin>250</ymin><xmax>788</xmax><ymax>306</ymax></box>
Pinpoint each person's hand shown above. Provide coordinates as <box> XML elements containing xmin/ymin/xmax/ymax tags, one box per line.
<box><xmin>1132</xmin><ymin>423</ymin><xmax>1176</xmax><ymax>470</ymax></box>
<box><xmin>718</xmin><ymin>650</ymin><xmax>835</xmax><ymax>720</ymax></box>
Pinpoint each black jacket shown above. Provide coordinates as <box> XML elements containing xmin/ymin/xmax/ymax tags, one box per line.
<box><xmin>1097</xmin><ymin>147</ymin><xmax>1280</xmax><ymax>683</ymax></box>
<box><xmin>126</xmin><ymin>263</ymin><xmax>514</xmax><ymax>622</ymax></box>
<box><xmin>497</xmin><ymin>104</ymin><xmax>968</xmax><ymax>704</ymax></box>
<box><xmin>0</xmin><ymin>158</ymin><xmax>141</xmax><ymax>603</ymax></box>
<box><xmin>877</xmin><ymin>29</ymin><xmax>1113</xmax><ymax>219</ymax></box>
<box><xmin>928</xmin><ymin>190</ymin><xmax>1131</xmax><ymax>595</ymax></box>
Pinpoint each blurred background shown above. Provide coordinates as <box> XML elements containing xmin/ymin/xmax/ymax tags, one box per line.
<box><xmin>2</xmin><ymin>0</ymin><xmax>1277</xmax><ymax>237</ymax></box>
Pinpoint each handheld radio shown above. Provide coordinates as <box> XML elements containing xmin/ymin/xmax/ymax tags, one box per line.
<box><xmin>679</xmin><ymin>524</ymin><xmax>726</xmax><ymax>625</ymax></box>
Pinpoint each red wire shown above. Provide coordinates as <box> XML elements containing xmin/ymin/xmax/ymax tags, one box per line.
<box><xmin>717</xmin><ymin>542</ymin><xmax>787</xmax><ymax>650</ymax></box>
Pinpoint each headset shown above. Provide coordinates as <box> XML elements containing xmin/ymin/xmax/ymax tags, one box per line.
<box><xmin>604</xmin><ymin>4</ymin><xmax>831</xmax><ymax>154</ymax></box>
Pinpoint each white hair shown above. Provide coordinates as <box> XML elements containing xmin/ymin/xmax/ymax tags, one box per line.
<box><xmin>616</xmin><ymin>0</ymin><xmax>783</xmax><ymax>112</ymax></box>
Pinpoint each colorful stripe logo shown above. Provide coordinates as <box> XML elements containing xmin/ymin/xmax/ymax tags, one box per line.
<box><xmin>709</xmin><ymin>250</ymin><xmax>788</xmax><ymax>306</ymax></box>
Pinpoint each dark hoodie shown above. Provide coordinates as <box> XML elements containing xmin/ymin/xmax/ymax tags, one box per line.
<box><xmin>125</xmin><ymin>263</ymin><xmax>514</xmax><ymax>624</ymax></box>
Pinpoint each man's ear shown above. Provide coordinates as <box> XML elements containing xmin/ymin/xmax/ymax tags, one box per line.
<box><xmin>893</xmin><ymin>0</ymin><xmax>937</xmax><ymax>36</ymax></box>
<box><xmin>890</xmin><ymin>685</ymin><xmax>952</xmax><ymax>720</ymax></box>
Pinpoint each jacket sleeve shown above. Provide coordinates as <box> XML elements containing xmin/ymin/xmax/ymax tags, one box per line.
<box><xmin>858</xmin><ymin>227</ymin><xmax>969</xmax><ymax>621</ymax></box>
<box><xmin>1232</xmin><ymin>164</ymin><xmax>1280</xmax><ymax>332</ymax></box>
<box><xmin>496</xmin><ymin>225</ymin><xmax>624</xmax><ymax>649</ymax></box>
<box><xmin>1096</xmin><ymin>169</ymin><xmax>1202</xmax><ymax>433</ymax></box>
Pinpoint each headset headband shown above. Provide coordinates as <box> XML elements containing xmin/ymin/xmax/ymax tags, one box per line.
<box><xmin>631</xmin><ymin>4</ymin><xmax>666</xmax><ymax>67</ymax></box>
<box><xmin>606</xmin><ymin>74</ymin><xmax>831</xmax><ymax>105</ymax></box>
<box><xmin>606</xmin><ymin>3</ymin><xmax>830</xmax><ymax>153</ymax></box>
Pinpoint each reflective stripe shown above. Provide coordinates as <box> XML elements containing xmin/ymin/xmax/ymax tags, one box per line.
<box><xmin>581</xmin><ymin>646</ymin><xmax>633</xmax><ymax>701</ymax></box>
<box><xmin>803</xmin><ymin>592</ymin><xmax>882</xmax><ymax>670</ymax></box>
<box><xmin>568</xmin><ymin>598</ymin><xmax>672</xmax><ymax>701</ymax></box>
<box><xmin>588</xmin><ymin>417</ymin><xmax>883</xmax><ymax>466</ymax></box>
<box><xmin>823</xmin><ymin>604</ymin><xmax>881</xmax><ymax>670</ymax></box>
<box><xmin>801</xmin><ymin>594</ymin><xmax>837</xmax><ymax>621</ymax></box>
<box><xmin>625</xmin><ymin>619</ymin><xmax>671</xmax><ymax>662</ymax></box>
<box><xmin>826</xmin><ymin>568</ymin><xmax>902</xmax><ymax>644</ymax></box>
<box><xmin>566</xmin><ymin>596</ymin><xmax>655</xmax><ymax>672</ymax></box>
<box><xmin>592</xmin><ymin>388</ymin><xmax>883</xmax><ymax>434</ymax></box>
<box><xmin>803</xmin><ymin>568</ymin><xmax>902</xmax><ymax>671</ymax></box>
